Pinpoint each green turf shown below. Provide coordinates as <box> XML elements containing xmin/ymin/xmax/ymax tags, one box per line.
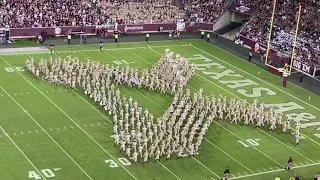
<box><xmin>0</xmin><ymin>40</ymin><xmax>320</xmax><ymax>180</ymax></box>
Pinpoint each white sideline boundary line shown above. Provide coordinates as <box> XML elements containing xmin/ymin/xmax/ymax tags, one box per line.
<box><xmin>229</xmin><ymin>162</ymin><xmax>320</xmax><ymax>179</ymax></box>
<box><xmin>0</xmin><ymin>86</ymin><xmax>92</xmax><ymax>180</ymax></box>
<box><xmin>0</xmin><ymin>57</ymin><xmax>138</xmax><ymax>180</ymax></box>
<box><xmin>0</xmin><ymin>44</ymin><xmax>189</xmax><ymax>56</ymax></box>
<box><xmin>0</xmin><ymin>126</ymin><xmax>47</xmax><ymax>180</ymax></box>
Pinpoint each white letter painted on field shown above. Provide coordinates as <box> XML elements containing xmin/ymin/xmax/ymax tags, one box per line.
<box><xmin>285</xmin><ymin>113</ymin><xmax>317</xmax><ymax>126</ymax></box>
<box><xmin>203</xmin><ymin>69</ymin><xmax>243</xmax><ymax>80</ymax></box>
<box><xmin>237</xmin><ymin>87</ymin><xmax>277</xmax><ymax>98</ymax></box>
<box><xmin>219</xmin><ymin>79</ymin><xmax>258</xmax><ymax>89</ymax></box>
<box><xmin>264</xmin><ymin>102</ymin><xmax>304</xmax><ymax>114</ymax></box>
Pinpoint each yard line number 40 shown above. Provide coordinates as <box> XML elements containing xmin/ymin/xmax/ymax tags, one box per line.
<box><xmin>237</xmin><ymin>139</ymin><xmax>261</xmax><ymax>147</ymax></box>
<box><xmin>29</xmin><ymin>168</ymin><xmax>61</xmax><ymax>179</ymax></box>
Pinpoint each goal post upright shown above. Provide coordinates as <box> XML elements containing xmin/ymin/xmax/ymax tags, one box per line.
<box><xmin>289</xmin><ymin>5</ymin><xmax>302</xmax><ymax>75</ymax></box>
<box><xmin>264</xmin><ymin>0</ymin><xmax>277</xmax><ymax>66</ymax></box>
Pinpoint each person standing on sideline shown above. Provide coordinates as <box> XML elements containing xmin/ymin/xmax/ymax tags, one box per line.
<box><xmin>248</xmin><ymin>51</ymin><xmax>253</xmax><ymax>62</ymax></box>
<box><xmin>201</xmin><ymin>31</ymin><xmax>205</xmax><ymax>39</ymax></box>
<box><xmin>67</xmin><ymin>34</ymin><xmax>71</xmax><ymax>45</ymax></box>
<box><xmin>282</xmin><ymin>69</ymin><xmax>289</xmax><ymax>87</ymax></box>
<box><xmin>206</xmin><ymin>33</ymin><xmax>210</xmax><ymax>42</ymax></box>
<box><xmin>146</xmin><ymin>33</ymin><xmax>150</xmax><ymax>42</ymax></box>
<box><xmin>115</xmin><ymin>33</ymin><xmax>119</xmax><ymax>43</ymax></box>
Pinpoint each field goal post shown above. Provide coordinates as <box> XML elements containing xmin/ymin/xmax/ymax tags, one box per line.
<box><xmin>264</xmin><ymin>0</ymin><xmax>302</xmax><ymax>76</ymax></box>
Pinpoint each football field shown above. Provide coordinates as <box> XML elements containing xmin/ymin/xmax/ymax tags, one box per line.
<box><xmin>0</xmin><ymin>39</ymin><xmax>320</xmax><ymax>180</ymax></box>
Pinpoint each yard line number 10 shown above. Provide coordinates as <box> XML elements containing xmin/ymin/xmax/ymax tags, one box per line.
<box><xmin>237</xmin><ymin>139</ymin><xmax>260</xmax><ymax>147</ymax></box>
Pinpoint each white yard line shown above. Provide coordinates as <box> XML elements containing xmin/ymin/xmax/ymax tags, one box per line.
<box><xmin>0</xmin><ymin>44</ymin><xmax>189</xmax><ymax>56</ymax></box>
<box><xmin>0</xmin><ymin>86</ymin><xmax>92</xmax><ymax>180</ymax></box>
<box><xmin>0</xmin><ymin>126</ymin><xmax>47</xmax><ymax>180</ymax></box>
<box><xmin>229</xmin><ymin>162</ymin><xmax>320</xmax><ymax>179</ymax></box>
<box><xmin>204</xmin><ymin>137</ymin><xmax>254</xmax><ymax>173</ymax></box>
<box><xmin>0</xmin><ymin>57</ymin><xmax>138</xmax><ymax>180</ymax></box>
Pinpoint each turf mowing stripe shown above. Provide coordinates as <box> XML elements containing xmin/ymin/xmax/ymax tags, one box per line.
<box><xmin>0</xmin><ymin>86</ymin><xmax>93</xmax><ymax>180</ymax></box>
<box><xmin>3</xmin><ymin>56</ymin><xmax>138</xmax><ymax>180</ymax></box>
<box><xmin>0</xmin><ymin>126</ymin><xmax>47</xmax><ymax>180</ymax></box>
<box><xmin>122</xmin><ymin>47</ymin><xmax>256</xmax><ymax>174</ymax></box>
<box><xmin>229</xmin><ymin>162</ymin><xmax>320</xmax><ymax>179</ymax></box>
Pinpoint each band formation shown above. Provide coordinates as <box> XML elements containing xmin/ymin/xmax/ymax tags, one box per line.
<box><xmin>24</xmin><ymin>49</ymin><xmax>302</xmax><ymax>166</ymax></box>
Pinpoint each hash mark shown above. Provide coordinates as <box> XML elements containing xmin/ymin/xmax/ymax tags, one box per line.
<box><xmin>299</xmin><ymin>162</ymin><xmax>304</xmax><ymax>166</ymax></box>
<box><xmin>64</xmin><ymin>89</ymin><xmax>66</xmax><ymax>91</ymax></box>
<box><xmin>46</xmin><ymin>91</ymin><xmax>49</xmax><ymax>93</ymax></box>
<box><xmin>97</xmin><ymin>123</ymin><xmax>100</xmax><ymax>125</ymax></box>
<box><xmin>84</xmin><ymin>124</ymin><xmax>87</xmax><ymax>127</ymax></box>
<box><xmin>28</xmin><ymin>131</ymin><xmax>31</xmax><ymax>134</ymax></box>
<box><xmin>306</xmin><ymin>161</ymin><xmax>310</xmax><ymax>164</ymax></box>
<box><xmin>318</xmin><ymin>160</ymin><xmax>320</xmax><ymax>162</ymax></box>
<box><xmin>36</xmin><ymin>130</ymin><xmax>39</xmax><ymax>133</ymax></box>
<box><xmin>21</xmin><ymin>132</ymin><xmax>24</xmax><ymax>135</ymax></box>
<box><xmin>263</xmin><ymin>169</ymin><xmax>267</xmax><ymax>171</ymax></box>
<box><xmin>244</xmin><ymin>172</ymin><xmax>248</xmax><ymax>175</ymax></box>
<box><xmin>231</xmin><ymin>174</ymin><xmax>235</xmax><ymax>177</ymax></box>
<box><xmin>1</xmin><ymin>94</ymin><xmax>3</xmax><ymax>96</ymax></box>
<box><xmin>58</xmin><ymin>90</ymin><xmax>61</xmax><ymax>92</ymax></box>
<box><xmin>14</xmin><ymin>93</ymin><xmax>16</xmax><ymax>95</ymax></box>
<box><xmin>64</xmin><ymin>127</ymin><xmax>67</xmax><ymax>129</ymax></box>
<box><xmin>33</xmin><ymin>92</ymin><xmax>36</xmax><ymax>94</ymax></box>
<box><xmin>238</xmin><ymin>173</ymin><xmax>241</xmax><ymax>176</ymax></box>
<box><xmin>50</xmin><ymin>128</ymin><xmax>53</xmax><ymax>131</ymax></box>
<box><xmin>91</xmin><ymin>124</ymin><xmax>94</xmax><ymax>126</ymax></box>
<box><xmin>13</xmin><ymin>133</ymin><xmax>16</xmax><ymax>135</ymax></box>
<box><xmin>21</xmin><ymin>93</ymin><xmax>23</xmax><ymax>95</ymax></box>
<box><xmin>269</xmin><ymin>167</ymin><xmax>273</xmax><ymax>170</ymax></box>
<box><xmin>53</xmin><ymin>168</ymin><xmax>62</xmax><ymax>171</ymax></box>
<box><xmin>57</xmin><ymin>128</ymin><xmax>60</xmax><ymax>130</ymax></box>
<box><xmin>52</xmin><ymin>90</ymin><xmax>54</xmax><ymax>92</ymax></box>
<box><xmin>257</xmin><ymin>170</ymin><xmax>261</xmax><ymax>172</ymax></box>
<box><xmin>70</xmin><ymin>126</ymin><xmax>74</xmax><ymax>129</ymax></box>
<box><xmin>27</xmin><ymin>92</ymin><xmax>29</xmax><ymax>94</ymax></box>
<box><xmin>104</xmin><ymin>122</ymin><xmax>107</xmax><ymax>124</ymax></box>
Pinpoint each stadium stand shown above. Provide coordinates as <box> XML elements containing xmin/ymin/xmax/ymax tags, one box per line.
<box><xmin>183</xmin><ymin>0</ymin><xmax>227</xmax><ymax>23</ymax></box>
<box><xmin>239</xmin><ymin>0</ymin><xmax>320</xmax><ymax>67</ymax></box>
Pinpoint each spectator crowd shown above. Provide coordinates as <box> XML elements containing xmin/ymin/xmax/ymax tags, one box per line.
<box><xmin>240</xmin><ymin>0</ymin><xmax>320</xmax><ymax>67</ymax></box>
<box><xmin>0</xmin><ymin>0</ymin><xmax>228</xmax><ymax>27</ymax></box>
